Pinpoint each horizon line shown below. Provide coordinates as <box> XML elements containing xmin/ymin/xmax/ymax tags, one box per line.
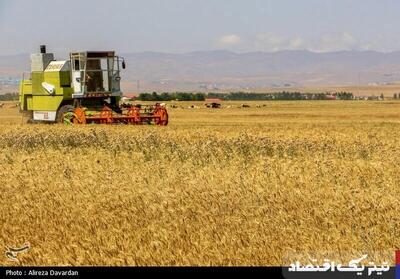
<box><xmin>2</xmin><ymin>48</ymin><xmax>400</xmax><ymax>57</ymax></box>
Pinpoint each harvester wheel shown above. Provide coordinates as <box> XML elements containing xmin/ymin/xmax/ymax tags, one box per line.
<box><xmin>57</xmin><ymin>105</ymin><xmax>75</xmax><ymax>124</ymax></box>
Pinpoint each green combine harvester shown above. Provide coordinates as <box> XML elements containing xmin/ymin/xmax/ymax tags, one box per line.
<box><xmin>19</xmin><ymin>45</ymin><xmax>168</xmax><ymax>125</ymax></box>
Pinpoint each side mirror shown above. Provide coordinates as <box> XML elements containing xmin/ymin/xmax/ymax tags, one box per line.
<box><xmin>122</xmin><ymin>60</ymin><xmax>126</xmax><ymax>69</ymax></box>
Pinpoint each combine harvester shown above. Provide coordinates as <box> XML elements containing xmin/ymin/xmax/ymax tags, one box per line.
<box><xmin>19</xmin><ymin>45</ymin><xmax>168</xmax><ymax>125</ymax></box>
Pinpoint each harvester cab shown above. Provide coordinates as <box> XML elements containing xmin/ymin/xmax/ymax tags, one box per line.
<box><xmin>19</xmin><ymin>45</ymin><xmax>168</xmax><ymax>125</ymax></box>
<box><xmin>70</xmin><ymin>51</ymin><xmax>121</xmax><ymax>98</ymax></box>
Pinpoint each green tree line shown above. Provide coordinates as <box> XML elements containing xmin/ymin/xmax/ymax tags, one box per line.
<box><xmin>137</xmin><ymin>91</ymin><xmax>354</xmax><ymax>101</ymax></box>
<box><xmin>0</xmin><ymin>93</ymin><xmax>18</xmax><ymax>101</ymax></box>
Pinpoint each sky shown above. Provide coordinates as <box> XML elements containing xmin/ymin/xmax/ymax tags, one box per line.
<box><xmin>1</xmin><ymin>0</ymin><xmax>400</xmax><ymax>56</ymax></box>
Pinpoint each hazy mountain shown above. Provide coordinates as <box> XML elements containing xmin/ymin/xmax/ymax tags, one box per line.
<box><xmin>2</xmin><ymin>50</ymin><xmax>400</xmax><ymax>92</ymax></box>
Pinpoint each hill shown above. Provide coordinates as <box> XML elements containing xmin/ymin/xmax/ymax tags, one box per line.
<box><xmin>2</xmin><ymin>50</ymin><xmax>400</xmax><ymax>92</ymax></box>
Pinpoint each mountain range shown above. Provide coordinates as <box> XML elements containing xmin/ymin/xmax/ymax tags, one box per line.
<box><xmin>1</xmin><ymin>50</ymin><xmax>400</xmax><ymax>92</ymax></box>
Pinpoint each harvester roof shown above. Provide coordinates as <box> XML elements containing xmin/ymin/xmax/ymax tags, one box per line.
<box><xmin>205</xmin><ymin>98</ymin><xmax>222</xmax><ymax>103</ymax></box>
<box><xmin>70</xmin><ymin>51</ymin><xmax>115</xmax><ymax>58</ymax></box>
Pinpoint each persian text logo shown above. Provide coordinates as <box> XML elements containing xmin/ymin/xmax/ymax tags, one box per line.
<box><xmin>5</xmin><ymin>242</ymin><xmax>30</xmax><ymax>261</ymax></box>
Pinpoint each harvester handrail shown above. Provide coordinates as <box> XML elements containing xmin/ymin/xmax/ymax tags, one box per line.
<box><xmin>76</xmin><ymin>69</ymin><xmax>120</xmax><ymax>73</ymax></box>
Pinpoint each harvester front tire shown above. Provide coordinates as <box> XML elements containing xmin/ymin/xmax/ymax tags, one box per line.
<box><xmin>57</xmin><ymin>105</ymin><xmax>75</xmax><ymax>124</ymax></box>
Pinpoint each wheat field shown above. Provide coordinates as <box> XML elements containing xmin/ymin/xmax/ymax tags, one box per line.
<box><xmin>0</xmin><ymin>100</ymin><xmax>399</xmax><ymax>266</ymax></box>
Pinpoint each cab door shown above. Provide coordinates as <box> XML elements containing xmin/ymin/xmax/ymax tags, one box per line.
<box><xmin>71</xmin><ymin>58</ymin><xmax>83</xmax><ymax>95</ymax></box>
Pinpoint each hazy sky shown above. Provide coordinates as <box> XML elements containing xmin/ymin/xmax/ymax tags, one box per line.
<box><xmin>1</xmin><ymin>0</ymin><xmax>400</xmax><ymax>55</ymax></box>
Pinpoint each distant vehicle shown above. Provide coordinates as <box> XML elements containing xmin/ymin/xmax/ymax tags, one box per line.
<box><xmin>205</xmin><ymin>98</ymin><xmax>222</xmax><ymax>108</ymax></box>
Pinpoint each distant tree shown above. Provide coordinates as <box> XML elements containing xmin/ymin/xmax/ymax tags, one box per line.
<box><xmin>0</xmin><ymin>93</ymin><xmax>18</xmax><ymax>101</ymax></box>
<box><xmin>136</xmin><ymin>91</ymin><xmax>357</xmax><ymax>101</ymax></box>
<box><xmin>151</xmin><ymin>92</ymin><xmax>159</xmax><ymax>101</ymax></box>
<box><xmin>194</xmin><ymin>93</ymin><xmax>205</xmax><ymax>101</ymax></box>
<box><xmin>335</xmin><ymin>91</ymin><xmax>353</xmax><ymax>100</ymax></box>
